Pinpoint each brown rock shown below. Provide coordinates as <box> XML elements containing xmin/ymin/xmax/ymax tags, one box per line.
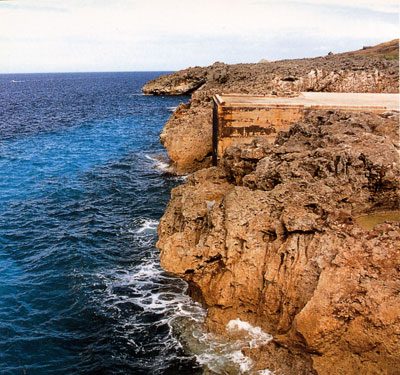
<box><xmin>159</xmin><ymin>95</ymin><xmax>214</xmax><ymax>174</ymax></box>
<box><xmin>157</xmin><ymin>109</ymin><xmax>400</xmax><ymax>374</ymax></box>
<box><xmin>144</xmin><ymin>42</ymin><xmax>399</xmax><ymax>174</ymax></box>
<box><xmin>142</xmin><ymin>66</ymin><xmax>208</xmax><ymax>95</ymax></box>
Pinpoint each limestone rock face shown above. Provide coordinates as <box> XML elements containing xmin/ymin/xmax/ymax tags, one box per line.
<box><xmin>157</xmin><ymin>110</ymin><xmax>400</xmax><ymax>375</ymax></box>
<box><xmin>144</xmin><ymin>53</ymin><xmax>399</xmax><ymax>174</ymax></box>
<box><xmin>159</xmin><ymin>95</ymin><xmax>213</xmax><ymax>174</ymax></box>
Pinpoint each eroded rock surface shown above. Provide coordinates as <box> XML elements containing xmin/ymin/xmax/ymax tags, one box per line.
<box><xmin>143</xmin><ymin>52</ymin><xmax>399</xmax><ymax>174</ymax></box>
<box><xmin>157</xmin><ymin>110</ymin><xmax>400</xmax><ymax>375</ymax></box>
<box><xmin>142</xmin><ymin>66</ymin><xmax>209</xmax><ymax>95</ymax></box>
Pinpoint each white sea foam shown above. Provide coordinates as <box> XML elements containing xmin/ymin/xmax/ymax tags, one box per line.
<box><xmin>169</xmin><ymin>174</ymin><xmax>188</xmax><ymax>183</ymax></box>
<box><xmin>178</xmin><ymin>318</ymin><xmax>273</xmax><ymax>374</ymax></box>
<box><xmin>11</xmin><ymin>80</ymin><xmax>25</xmax><ymax>83</ymax></box>
<box><xmin>228</xmin><ymin>350</ymin><xmax>254</xmax><ymax>373</ymax></box>
<box><xmin>193</xmin><ymin>333</ymin><xmax>254</xmax><ymax>374</ymax></box>
<box><xmin>167</xmin><ymin>106</ymin><xmax>177</xmax><ymax>112</ymax></box>
<box><xmin>143</xmin><ymin>154</ymin><xmax>191</xmax><ymax>182</ymax></box>
<box><xmin>136</xmin><ymin>218</ymin><xmax>159</xmax><ymax>233</ymax></box>
<box><xmin>227</xmin><ymin>319</ymin><xmax>273</xmax><ymax>348</ymax></box>
<box><xmin>91</xmin><ymin>247</ymin><xmax>204</xmax><ymax>327</ymax></box>
<box><xmin>144</xmin><ymin>154</ymin><xmax>172</xmax><ymax>173</ymax></box>
<box><xmin>89</xmin><ymin>218</ymin><xmax>272</xmax><ymax>374</ymax></box>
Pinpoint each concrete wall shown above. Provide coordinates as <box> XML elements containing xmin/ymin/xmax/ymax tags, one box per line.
<box><xmin>213</xmin><ymin>99</ymin><xmax>307</xmax><ymax>163</ymax></box>
<box><xmin>212</xmin><ymin>93</ymin><xmax>399</xmax><ymax>164</ymax></box>
<box><xmin>216</xmin><ymin>105</ymin><xmax>303</xmax><ymax>155</ymax></box>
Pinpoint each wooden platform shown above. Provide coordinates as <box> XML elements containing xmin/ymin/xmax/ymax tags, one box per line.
<box><xmin>212</xmin><ymin>92</ymin><xmax>399</xmax><ymax>164</ymax></box>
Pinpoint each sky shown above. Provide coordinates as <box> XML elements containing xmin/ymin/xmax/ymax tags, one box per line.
<box><xmin>0</xmin><ymin>0</ymin><xmax>398</xmax><ymax>73</ymax></box>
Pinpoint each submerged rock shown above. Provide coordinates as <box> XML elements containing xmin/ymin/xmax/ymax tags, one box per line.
<box><xmin>157</xmin><ymin>109</ymin><xmax>400</xmax><ymax>374</ymax></box>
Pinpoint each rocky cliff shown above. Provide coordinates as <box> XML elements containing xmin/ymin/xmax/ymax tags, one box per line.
<box><xmin>145</xmin><ymin>40</ymin><xmax>400</xmax><ymax>374</ymax></box>
<box><xmin>157</xmin><ymin>109</ymin><xmax>400</xmax><ymax>374</ymax></box>
<box><xmin>143</xmin><ymin>40</ymin><xmax>399</xmax><ymax>174</ymax></box>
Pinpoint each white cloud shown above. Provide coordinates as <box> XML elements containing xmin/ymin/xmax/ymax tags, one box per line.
<box><xmin>0</xmin><ymin>0</ymin><xmax>398</xmax><ymax>72</ymax></box>
<box><xmin>255</xmin><ymin>0</ymin><xmax>399</xmax><ymax>13</ymax></box>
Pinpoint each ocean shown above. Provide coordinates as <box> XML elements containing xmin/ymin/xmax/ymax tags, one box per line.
<box><xmin>0</xmin><ymin>72</ymin><xmax>206</xmax><ymax>375</ymax></box>
<box><xmin>0</xmin><ymin>72</ymin><xmax>271</xmax><ymax>375</ymax></box>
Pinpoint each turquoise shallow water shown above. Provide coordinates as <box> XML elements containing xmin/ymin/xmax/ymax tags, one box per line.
<box><xmin>0</xmin><ymin>72</ymin><xmax>204</xmax><ymax>374</ymax></box>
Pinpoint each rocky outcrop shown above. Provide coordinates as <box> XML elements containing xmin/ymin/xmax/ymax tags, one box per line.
<box><xmin>159</xmin><ymin>97</ymin><xmax>213</xmax><ymax>173</ymax></box>
<box><xmin>142</xmin><ymin>66</ymin><xmax>209</xmax><ymax>95</ymax></box>
<box><xmin>143</xmin><ymin>55</ymin><xmax>399</xmax><ymax>97</ymax></box>
<box><xmin>143</xmin><ymin>45</ymin><xmax>399</xmax><ymax>174</ymax></box>
<box><xmin>157</xmin><ymin>109</ymin><xmax>400</xmax><ymax>374</ymax></box>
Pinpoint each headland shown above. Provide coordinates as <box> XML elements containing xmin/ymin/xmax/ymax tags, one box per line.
<box><xmin>144</xmin><ymin>40</ymin><xmax>400</xmax><ymax>375</ymax></box>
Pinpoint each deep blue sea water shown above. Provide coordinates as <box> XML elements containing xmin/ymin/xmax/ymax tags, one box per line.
<box><xmin>0</xmin><ymin>72</ymin><xmax>206</xmax><ymax>375</ymax></box>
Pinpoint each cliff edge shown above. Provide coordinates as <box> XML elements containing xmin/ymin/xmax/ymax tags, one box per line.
<box><xmin>157</xmin><ymin>109</ymin><xmax>400</xmax><ymax>374</ymax></box>
<box><xmin>143</xmin><ymin>40</ymin><xmax>399</xmax><ymax>174</ymax></box>
<box><xmin>145</xmin><ymin>40</ymin><xmax>400</xmax><ymax>374</ymax></box>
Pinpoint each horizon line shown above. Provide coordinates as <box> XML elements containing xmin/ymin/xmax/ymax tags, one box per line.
<box><xmin>0</xmin><ymin>70</ymin><xmax>177</xmax><ymax>75</ymax></box>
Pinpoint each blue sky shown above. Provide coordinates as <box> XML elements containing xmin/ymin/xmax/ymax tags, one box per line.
<box><xmin>0</xmin><ymin>0</ymin><xmax>398</xmax><ymax>73</ymax></box>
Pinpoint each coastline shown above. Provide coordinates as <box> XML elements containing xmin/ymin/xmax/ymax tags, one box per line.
<box><xmin>145</xmin><ymin>41</ymin><xmax>400</xmax><ymax>374</ymax></box>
